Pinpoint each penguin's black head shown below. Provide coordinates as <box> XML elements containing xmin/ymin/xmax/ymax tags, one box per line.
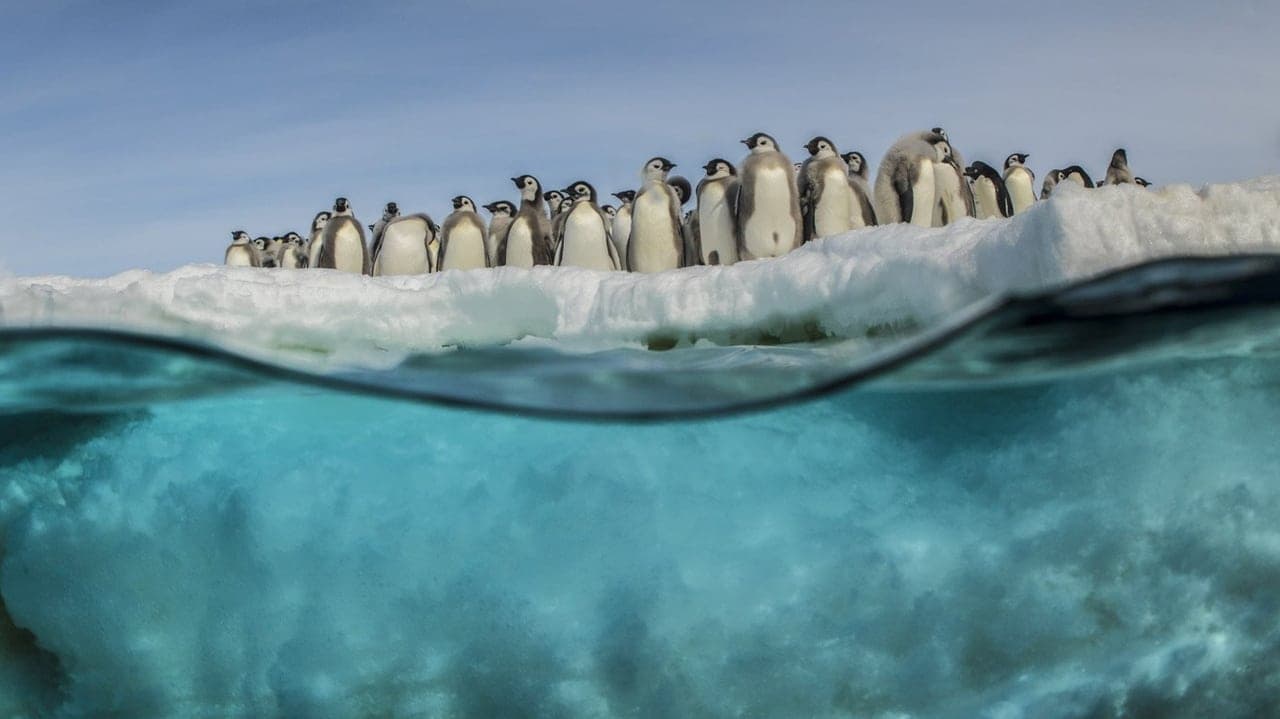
<box><xmin>644</xmin><ymin>157</ymin><xmax>675</xmax><ymax>174</ymax></box>
<box><xmin>568</xmin><ymin>181</ymin><xmax>595</xmax><ymax>202</ymax></box>
<box><xmin>512</xmin><ymin>175</ymin><xmax>540</xmax><ymax>191</ymax></box>
<box><xmin>668</xmin><ymin>176</ymin><xmax>692</xmax><ymax>205</ymax></box>
<box><xmin>612</xmin><ymin>190</ymin><xmax>636</xmax><ymax>203</ymax></box>
<box><xmin>804</xmin><ymin>136</ymin><xmax>835</xmax><ymax>156</ymax></box>
<box><xmin>963</xmin><ymin>164</ymin><xmax>979</xmax><ymax>179</ymax></box>
<box><xmin>333</xmin><ymin>197</ymin><xmax>349</xmax><ymax>213</ymax></box>
<box><xmin>1004</xmin><ymin>153</ymin><xmax>1029</xmax><ymax>169</ymax></box>
<box><xmin>311</xmin><ymin>211</ymin><xmax>331</xmax><ymax>232</ymax></box>
<box><xmin>231</xmin><ymin>230</ymin><xmax>249</xmax><ymax>242</ymax></box>
<box><xmin>841</xmin><ymin>151</ymin><xmax>866</xmax><ymax>174</ymax></box>
<box><xmin>451</xmin><ymin>195</ymin><xmax>466</xmax><ymax>210</ymax></box>
<box><xmin>703</xmin><ymin>158</ymin><xmax>735</xmax><ymax>176</ymax></box>
<box><xmin>385</xmin><ymin>202</ymin><xmax>399</xmax><ymax>215</ymax></box>
<box><xmin>602</xmin><ymin>204</ymin><xmax>616</xmax><ymax>215</ymax></box>
<box><xmin>931</xmin><ymin>127</ymin><xmax>949</xmax><ymax>141</ymax></box>
<box><xmin>253</xmin><ymin>236</ymin><xmax>269</xmax><ymax>250</ymax></box>
<box><xmin>543</xmin><ymin>189</ymin><xmax>565</xmax><ymax>204</ymax></box>
<box><xmin>742</xmin><ymin>132</ymin><xmax>777</xmax><ymax>150</ymax></box>
<box><xmin>483</xmin><ymin>200</ymin><xmax>515</xmax><ymax>215</ymax></box>
<box><xmin>285</xmin><ymin>232</ymin><xmax>303</xmax><ymax>244</ymax></box>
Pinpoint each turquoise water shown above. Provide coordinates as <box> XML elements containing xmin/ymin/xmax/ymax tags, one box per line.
<box><xmin>2</xmin><ymin>256</ymin><xmax>1280</xmax><ymax>716</ymax></box>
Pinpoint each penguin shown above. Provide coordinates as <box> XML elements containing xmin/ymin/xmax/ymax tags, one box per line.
<box><xmin>373</xmin><ymin>211</ymin><xmax>437</xmax><ymax>275</ymax></box>
<box><xmin>799</xmin><ymin>136</ymin><xmax>859</xmax><ymax>242</ymax></box>
<box><xmin>667</xmin><ymin>175</ymin><xmax>697</xmax><ymax>267</ymax></box>
<box><xmin>872</xmin><ymin>129</ymin><xmax>946</xmax><ymax>226</ymax></box>
<box><xmin>1134</xmin><ymin>177</ymin><xmax>1151</xmax><ymax>188</ymax></box>
<box><xmin>278</xmin><ymin>232</ymin><xmax>307</xmax><ymax>268</ymax></box>
<box><xmin>964</xmin><ymin>161</ymin><xmax>1012</xmax><ymax>219</ymax></box>
<box><xmin>481</xmin><ymin>200</ymin><xmax>516</xmax><ymax>267</ymax></box>
<box><xmin>224</xmin><ymin>230</ymin><xmax>258</xmax><ymax>267</ymax></box>
<box><xmin>305</xmin><ymin>210</ymin><xmax>332</xmax><ymax>267</ymax></box>
<box><xmin>737</xmin><ymin>132</ymin><xmax>803</xmax><ymax>258</ymax></box>
<box><xmin>369</xmin><ymin>202</ymin><xmax>401</xmax><ymax>261</ymax></box>
<box><xmin>438</xmin><ymin>196</ymin><xmax>490</xmax><ymax>271</ymax></box>
<box><xmin>696</xmin><ymin>158</ymin><xmax>739</xmax><ymax>266</ymax></box>
<box><xmin>1061</xmin><ymin>165</ymin><xmax>1096</xmax><ymax>188</ymax></box>
<box><xmin>252</xmin><ymin>237</ymin><xmax>278</xmax><ymax>268</ymax></box>
<box><xmin>546</xmin><ymin>189</ymin><xmax>571</xmax><ymax>252</ymax></box>
<box><xmin>601</xmin><ymin>204</ymin><xmax>617</xmax><ymax>241</ymax></box>
<box><xmin>1040</xmin><ymin>169</ymin><xmax>1064</xmax><ymax>199</ymax></box>
<box><xmin>840</xmin><ymin>151</ymin><xmax>878</xmax><ymax>227</ymax></box>
<box><xmin>1002</xmin><ymin>153</ymin><xmax>1036</xmax><ymax>213</ymax></box>
<box><xmin>626</xmin><ymin>157</ymin><xmax>684</xmax><ymax>273</ymax></box>
<box><xmin>498</xmin><ymin>175</ymin><xmax>553</xmax><ymax>267</ymax></box>
<box><xmin>1104</xmin><ymin>149</ymin><xmax>1134</xmax><ymax>185</ymax></box>
<box><xmin>610</xmin><ymin>190</ymin><xmax>635</xmax><ymax>271</ymax></box>
<box><xmin>265</xmin><ymin>236</ymin><xmax>288</xmax><ymax>265</ymax></box>
<box><xmin>555</xmin><ymin>181</ymin><xmax>621</xmax><ymax>270</ymax></box>
<box><xmin>930</xmin><ymin>140</ymin><xmax>975</xmax><ymax>226</ymax></box>
<box><xmin>317</xmin><ymin>197</ymin><xmax>370</xmax><ymax>274</ymax></box>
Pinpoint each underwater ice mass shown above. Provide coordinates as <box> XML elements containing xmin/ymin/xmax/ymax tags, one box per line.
<box><xmin>2</xmin><ymin>179</ymin><xmax>1280</xmax><ymax>716</ymax></box>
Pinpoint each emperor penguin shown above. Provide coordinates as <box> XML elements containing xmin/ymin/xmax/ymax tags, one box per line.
<box><xmin>438</xmin><ymin>196</ymin><xmax>489</xmax><ymax>271</ymax></box>
<box><xmin>627</xmin><ymin>157</ymin><xmax>684</xmax><ymax>273</ymax></box>
<box><xmin>964</xmin><ymin>162</ymin><xmax>1012</xmax><ymax>219</ymax></box>
<box><xmin>498</xmin><ymin>175</ymin><xmax>553</xmax><ymax>267</ymax></box>
<box><xmin>224</xmin><ymin>230</ymin><xmax>258</xmax><ymax>267</ymax></box>
<box><xmin>667</xmin><ymin>175</ymin><xmax>697</xmax><ymax>266</ymax></box>
<box><xmin>369</xmin><ymin>202</ymin><xmax>400</xmax><ymax>260</ymax></box>
<box><xmin>1040</xmin><ymin>169</ymin><xmax>1064</xmax><ymax>199</ymax></box>
<box><xmin>555</xmin><ymin>181</ymin><xmax>621</xmax><ymax>270</ymax></box>
<box><xmin>1104</xmin><ymin>149</ymin><xmax>1134</xmax><ymax>185</ymax></box>
<box><xmin>840</xmin><ymin>151</ymin><xmax>878</xmax><ymax>227</ymax></box>
<box><xmin>278</xmin><ymin>232</ymin><xmax>307</xmax><ymax>268</ymax></box>
<box><xmin>481</xmin><ymin>200</ymin><xmax>516</xmax><ymax>267</ymax></box>
<box><xmin>1061</xmin><ymin>166</ymin><xmax>1095</xmax><ymax>188</ymax></box>
<box><xmin>601</xmin><ymin>204</ymin><xmax>618</xmax><ymax>241</ymax></box>
<box><xmin>931</xmin><ymin>140</ymin><xmax>975</xmax><ymax>226</ymax></box>
<box><xmin>546</xmin><ymin>189</ymin><xmax>570</xmax><ymax>251</ymax></box>
<box><xmin>252</xmin><ymin>237</ymin><xmax>277</xmax><ymax>268</ymax></box>
<box><xmin>872</xmin><ymin>129</ymin><xmax>946</xmax><ymax>226</ymax></box>
<box><xmin>1002</xmin><ymin>153</ymin><xmax>1036</xmax><ymax>213</ymax></box>
<box><xmin>799</xmin><ymin>136</ymin><xmax>859</xmax><ymax>242</ymax></box>
<box><xmin>737</xmin><ymin>132</ymin><xmax>803</xmax><ymax>258</ymax></box>
<box><xmin>610</xmin><ymin>190</ymin><xmax>635</xmax><ymax>270</ymax></box>
<box><xmin>305</xmin><ymin>210</ymin><xmax>331</xmax><ymax>267</ymax></box>
<box><xmin>696</xmin><ymin>158</ymin><xmax>739</xmax><ymax>266</ymax></box>
<box><xmin>317</xmin><ymin>197</ymin><xmax>370</xmax><ymax>274</ymax></box>
<box><xmin>374</xmin><ymin>211</ymin><xmax>437</xmax><ymax>275</ymax></box>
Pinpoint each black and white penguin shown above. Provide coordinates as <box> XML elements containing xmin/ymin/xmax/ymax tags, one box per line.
<box><xmin>696</xmin><ymin>158</ymin><xmax>739</xmax><ymax>266</ymax></box>
<box><xmin>252</xmin><ymin>236</ymin><xmax>277</xmax><ymax>268</ymax></box>
<box><xmin>438</xmin><ymin>196</ymin><xmax>489</xmax><ymax>271</ymax></box>
<box><xmin>799</xmin><ymin>136</ymin><xmax>859</xmax><ymax>242</ymax></box>
<box><xmin>546</xmin><ymin>189</ymin><xmax>571</xmax><ymax>252</ymax></box>
<box><xmin>224</xmin><ymin>230</ymin><xmax>258</xmax><ymax>267</ymax></box>
<box><xmin>840</xmin><ymin>151</ymin><xmax>878</xmax><ymax>227</ymax></box>
<box><xmin>555</xmin><ymin>181</ymin><xmax>620</xmax><ymax>270</ymax></box>
<box><xmin>1040</xmin><ymin>169</ymin><xmax>1064</xmax><ymax>199</ymax></box>
<box><xmin>1002</xmin><ymin>153</ymin><xmax>1036</xmax><ymax>213</ymax></box>
<box><xmin>964</xmin><ymin>162</ymin><xmax>1013</xmax><ymax>219</ymax></box>
<box><xmin>278</xmin><ymin>232</ymin><xmax>307</xmax><ymax>268</ymax></box>
<box><xmin>737</xmin><ymin>132</ymin><xmax>803</xmax><ymax>258</ymax></box>
<box><xmin>305</xmin><ymin>210</ymin><xmax>332</xmax><ymax>268</ymax></box>
<box><xmin>873</xmin><ymin>129</ymin><xmax>947</xmax><ymax>226</ymax></box>
<box><xmin>667</xmin><ymin>176</ymin><xmax>697</xmax><ymax>266</ymax></box>
<box><xmin>499</xmin><ymin>175</ymin><xmax>553</xmax><ymax>267</ymax></box>
<box><xmin>610</xmin><ymin>190</ymin><xmax>635</xmax><ymax>271</ymax></box>
<box><xmin>1061</xmin><ymin>166</ymin><xmax>1096</xmax><ymax>188</ymax></box>
<box><xmin>317</xmin><ymin>197</ymin><xmax>370</xmax><ymax>274</ymax></box>
<box><xmin>481</xmin><ymin>200</ymin><xmax>517</xmax><ymax>268</ymax></box>
<box><xmin>627</xmin><ymin>157</ymin><xmax>684</xmax><ymax>273</ymax></box>
<box><xmin>369</xmin><ymin>202</ymin><xmax>401</xmax><ymax>261</ymax></box>
<box><xmin>931</xmin><ymin>140</ymin><xmax>976</xmax><ymax>226</ymax></box>
<box><xmin>1104</xmin><ymin>149</ymin><xmax>1134</xmax><ymax>185</ymax></box>
<box><xmin>373</xmin><ymin>211</ymin><xmax>436</xmax><ymax>275</ymax></box>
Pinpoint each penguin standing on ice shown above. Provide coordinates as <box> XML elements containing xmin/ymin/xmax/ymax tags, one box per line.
<box><xmin>305</xmin><ymin>210</ymin><xmax>331</xmax><ymax>268</ymax></box>
<box><xmin>278</xmin><ymin>232</ymin><xmax>307</xmax><ymax>268</ymax></box>
<box><xmin>374</xmin><ymin>211</ymin><xmax>437</xmax><ymax>275</ymax></box>
<box><xmin>555</xmin><ymin>181</ymin><xmax>620</xmax><ymax>270</ymax></box>
<box><xmin>931</xmin><ymin>140</ymin><xmax>975</xmax><ymax>226</ymax></box>
<box><xmin>601</xmin><ymin>204</ymin><xmax>617</xmax><ymax>241</ymax></box>
<box><xmin>667</xmin><ymin>175</ymin><xmax>698</xmax><ymax>266</ymax></box>
<box><xmin>964</xmin><ymin>162</ymin><xmax>1012</xmax><ymax>219</ymax></box>
<box><xmin>1040</xmin><ymin>169</ymin><xmax>1064</xmax><ymax>199</ymax></box>
<box><xmin>610</xmin><ymin>190</ymin><xmax>635</xmax><ymax>270</ymax></box>
<box><xmin>737</xmin><ymin>132</ymin><xmax>802</xmax><ymax>258</ymax></box>
<box><xmin>482</xmin><ymin>201</ymin><xmax>516</xmax><ymax>267</ymax></box>
<box><xmin>546</xmin><ymin>189</ymin><xmax>571</xmax><ymax>252</ymax></box>
<box><xmin>1104</xmin><ymin>149</ymin><xmax>1134</xmax><ymax>185</ymax></box>
<box><xmin>841</xmin><ymin>151</ymin><xmax>878</xmax><ymax>227</ymax></box>
<box><xmin>627</xmin><ymin>157</ymin><xmax>684</xmax><ymax>273</ymax></box>
<box><xmin>369</xmin><ymin>202</ymin><xmax>400</xmax><ymax>260</ymax></box>
<box><xmin>498</xmin><ymin>175</ymin><xmax>553</xmax><ymax>267</ymax></box>
<box><xmin>696</xmin><ymin>158</ymin><xmax>739</xmax><ymax>266</ymax></box>
<box><xmin>873</xmin><ymin>129</ymin><xmax>946</xmax><ymax>226</ymax></box>
<box><xmin>317</xmin><ymin>197</ymin><xmax>370</xmax><ymax>274</ymax></box>
<box><xmin>225</xmin><ymin>230</ymin><xmax>258</xmax><ymax>267</ymax></box>
<box><xmin>252</xmin><ymin>237</ymin><xmax>277</xmax><ymax>268</ymax></box>
<box><xmin>438</xmin><ymin>196</ymin><xmax>489</xmax><ymax>271</ymax></box>
<box><xmin>1002</xmin><ymin>153</ymin><xmax>1036</xmax><ymax>213</ymax></box>
<box><xmin>799</xmin><ymin>136</ymin><xmax>859</xmax><ymax>242</ymax></box>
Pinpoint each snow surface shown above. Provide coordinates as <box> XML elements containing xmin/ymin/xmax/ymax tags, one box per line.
<box><xmin>2</xmin><ymin>179</ymin><xmax>1279</xmax><ymax>368</ymax></box>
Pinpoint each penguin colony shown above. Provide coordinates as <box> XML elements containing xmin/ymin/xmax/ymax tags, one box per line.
<box><xmin>226</xmin><ymin>131</ymin><xmax>1147</xmax><ymax>272</ymax></box>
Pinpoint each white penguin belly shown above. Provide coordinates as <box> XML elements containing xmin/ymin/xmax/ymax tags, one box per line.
<box><xmin>610</xmin><ymin>210</ymin><xmax>632</xmax><ymax>269</ymax></box>
<box><xmin>1007</xmin><ymin>169</ymin><xmax>1035</xmax><ymax>213</ymax></box>
<box><xmin>697</xmin><ymin>183</ymin><xmax>738</xmax><ymax>265</ymax></box>
<box><xmin>742</xmin><ymin>166</ymin><xmax>797</xmax><ymax>258</ymax></box>
<box><xmin>630</xmin><ymin>189</ymin><xmax>679</xmax><ymax>273</ymax></box>
<box><xmin>505</xmin><ymin>218</ymin><xmax>536</xmax><ymax>268</ymax></box>
<box><xmin>815</xmin><ymin>167</ymin><xmax>856</xmax><ymax>238</ymax></box>
<box><xmin>225</xmin><ymin>246</ymin><xmax>254</xmax><ymax>267</ymax></box>
<box><xmin>933</xmin><ymin>163</ymin><xmax>965</xmax><ymax>227</ymax></box>
<box><xmin>560</xmin><ymin>207</ymin><xmax>613</xmax><ymax>270</ymax></box>
<box><xmin>441</xmin><ymin>223</ymin><xmax>487</xmax><ymax>271</ymax></box>
<box><xmin>374</xmin><ymin>218</ymin><xmax>430</xmax><ymax>276</ymax></box>
<box><xmin>307</xmin><ymin>238</ymin><xmax>323</xmax><ymax>267</ymax></box>
<box><xmin>908</xmin><ymin>158</ymin><xmax>936</xmax><ymax>228</ymax></box>
<box><xmin>485</xmin><ymin>220</ymin><xmax>508</xmax><ymax>267</ymax></box>
<box><xmin>331</xmin><ymin>223</ymin><xmax>365</xmax><ymax>273</ymax></box>
<box><xmin>974</xmin><ymin>178</ymin><xmax>1000</xmax><ymax>219</ymax></box>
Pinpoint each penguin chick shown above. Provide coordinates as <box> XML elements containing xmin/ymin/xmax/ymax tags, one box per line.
<box><xmin>873</xmin><ymin>129</ymin><xmax>947</xmax><ymax>226</ymax></box>
<box><xmin>225</xmin><ymin>230</ymin><xmax>258</xmax><ymax>267</ymax></box>
<box><xmin>438</xmin><ymin>196</ymin><xmax>489</xmax><ymax>271</ymax></box>
<box><xmin>627</xmin><ymin>157</ymin><xmax>684</xmax><ymax>273</ymax></box>
<box><xmin>737</xmin><ymin>132</ymin><xmax>803</xmax><ymax>258</ymax></box>
<box><xmin>481</xmin><ymin>200</ymin><xmax>517</xmax><ymax>267</ymax></box>
<box><xmin>1002</xmin><ymin>153</ymin><xmax>1036</xmax><ymax>213</ymax></box>
<box><xmin>555</xmin><ymin>181</ymin><xmax>620</xmax><ymax>270</ymax></box>
<box><xmin>1104</xmin><ymin>148</ymin><xmax>1134</xmax><ymax>185</ymax></box>
<box><xmin>840</xmin><ymin>150</ymin><xmax>878</xmax><ymax>227</ymax></box>
<box><xmin>696</xmin><ymin>158</ymin><xmax>739</xmax><ymax>266</ymax></box>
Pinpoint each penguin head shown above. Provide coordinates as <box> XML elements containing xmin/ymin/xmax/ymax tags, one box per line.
<box><xmin>963</xmin><ymin>164</ymin><xmax>980</xmax><ymax>180</ymax></box>
<box><xmin>483</xmin><ymin>200</ymin><xmax>516</xmax><ymax>216</ymax></box>
<box><xmin>1110</xmin><ymin>148</ymin><xmax>1128</xmax><ymax>167</ymax></box>
<box><xmin>931</xmin><ymin>127</ymin><xmax>950</xmax><ymax>142</ymax></box>
<box><xmin>1134</xmin><ymin>177</ymin><xmax>1151</xmax><ymax>188</ymax></box>
<box><xmin>567</xmin><ymin>181</ymin><xmax>596</xmax><ymax>204</ymax></box>
<box><xmin>332</xmin><ymin>197</ymin><xmax>352</xmax><ymax>215</ymax></box>
<box><xmin>702</xmin><ymin>158</ymin><xmax>736</xmax><ymax>178</ymax></box>
<box><xmin>742</xmin><ymin>132</ymin><xmax>778</xmax><ymax>152</ymax></box>
<box><xmin>602</xmin><ymin>204</ymin><xmax>617</xmax><ymax>217</ymax></box>
<box><xmin>842</xmin><ymin>151</ymin><xmax>867</xmax><ymax>176</ymax></box>
<box><xmin>1004</xmin><ymin>153</ymin><xmax>1029</xmax><ymax>170</ymax></box>
<box><xmin>453</xmin><ymin>196</ymin><xmax>478</xmax><ymax>212</ymax></box>
<box><xmin>383</xmin><ymin>202</ymin><xmax>400</xmax><ymax>220</ymax></box>
<box><xmin>284</xmin><ymin>232</ymin><xmax>303</xmax><ymax>244</ymax></box>
<box><xmin>511</xmin><ymin>175</ymin><xmax>541</xmax><ymax>202</ymax></box>
<box><xmin>642</xmin><ymin>157</ymin><xmax>675</xmax><ymax>180</ymax></box>
<box><xmin>612</xmin><ymin>190</ymin><xmax>636</xmax><ymax>204</ymax></box>
<box><xmin>804</xmin><ymin>136</ymin><xmax>837</xmax><ymax>158</ymax></box>
<box><xmin>311</xmin><ymin>211</ymin><xmax>331</xmax><ymax>233</ymax></box>
<box><xmin>230</xmin><ymin>230</ymin><xmax>251</xmax><ymax>244</ymax></box>
<box><xmin>934</xmin><ymin>140</ymin><xmax>953</xmax><ymax>163</ymax></box>
<box><xmin>667</xmin><ymin>176</ymin><xmax>692</xmax><ymax>205</ymax></box>
<box><xmin>252</xmin><ymin>236</ymin><xmax>270</xmax><ymax>251</ymax></box>
<box><xmin>543</xmin><ymin>189</ymin><xmax>566</xmax><ymax>212</ymax></box>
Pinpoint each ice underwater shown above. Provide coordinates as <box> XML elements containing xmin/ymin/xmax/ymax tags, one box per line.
<box><xmin>2</xmin><ymin>179</ymin><xmax>1280</xmax><ymax>717</ymax></box>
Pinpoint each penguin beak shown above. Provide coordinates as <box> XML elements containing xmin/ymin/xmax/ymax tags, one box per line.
<box><xmin>664</xmin><ymin>162</ymin><xmax>676</xmax><ymax>171</ymax></box>
<box><xmin>740</xmin><ymin>139</ymin><xmax>751</xmax><ymax>146</ymax></box>
<box><xmin>510</xmin><ymin>177</ymin><xmax>521</xmax><ymax>186</ymax></box>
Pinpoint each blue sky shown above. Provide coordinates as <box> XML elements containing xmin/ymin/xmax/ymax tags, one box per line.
<box><xmin>1</xmin><ymin>1</ymin><xmax>1277</xmax><ymax>276</ymax></box>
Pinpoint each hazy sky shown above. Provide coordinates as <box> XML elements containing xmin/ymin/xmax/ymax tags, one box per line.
<box><xmin>1</xmin><ymin>1</ymin><xmax>1277</xmax><ymax>276</ymax></box>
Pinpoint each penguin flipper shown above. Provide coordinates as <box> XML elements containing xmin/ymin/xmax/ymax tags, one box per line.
<box><xmin>894</xmin><ymin>175</ymin><xmax>914</xmax><ymax>224</ymax></box>
<box><xmin>852</xmin><ymin>181</ymin><xmax>877</xmax><ymax>226</ymax></box>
